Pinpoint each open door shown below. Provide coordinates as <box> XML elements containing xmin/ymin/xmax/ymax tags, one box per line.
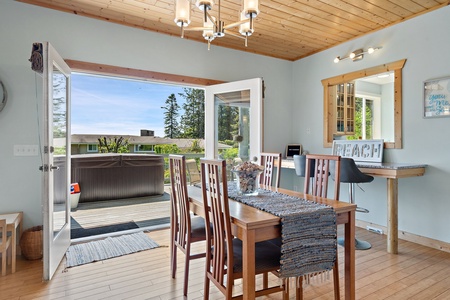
<box><xmin>204</xmin><ymin>78</ymin><xmax>263</xmax><ymax>161</ymax></box>
<box><xmin>40</xmin><ymin>42</ymin><xmax>71</xmax><ymax>280</ymax></box>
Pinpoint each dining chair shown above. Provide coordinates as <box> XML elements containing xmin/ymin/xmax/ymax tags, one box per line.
<box><xmin>185</xmin><ymin>158</ymin><xmax>201</xmax><ymax>185</ymax></box>
<box><xmin>169</xmin><ymin>155</ymin><xmax>208</xmax><ymax>298</ymax></box>
<box><xmin>200</xmin><ymin>158</ymin><xmax>288</xmax><ymax>299</ymax></box>
<box><xmin>300</xmin><ymin>154</ymin><xmax>341</xmax><ymax>300</ymax></box>
<box><xmin>0</xmin><ymin>219</ymin><xmax>12</xmax><ymax>276</ymax></box>
<box><xmin>304</xmin><ymin>154</ymin><xmax>341</xmax><ymax>201</ymax></box>
<box><xmin>259</xmin><ymin>152</ymin><xmax>282</xmax><ymax>188</ymax></box>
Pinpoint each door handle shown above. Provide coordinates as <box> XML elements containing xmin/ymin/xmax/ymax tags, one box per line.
<box><xmin>50</xmin><ymin>165</ymin><xmax>60</xmax><ymax>171</ymax></box>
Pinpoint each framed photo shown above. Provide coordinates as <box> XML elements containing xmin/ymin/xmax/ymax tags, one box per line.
<box><xmin>423</xmin><ymin>76</ymin><xmax>450</xmax><ymax>118</ymax></box>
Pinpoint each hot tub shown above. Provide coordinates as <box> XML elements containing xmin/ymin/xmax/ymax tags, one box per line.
<box><xmin>71</xmin><ymin>153</ymin><xmax>165</xmax><ymax>203</ymax></box>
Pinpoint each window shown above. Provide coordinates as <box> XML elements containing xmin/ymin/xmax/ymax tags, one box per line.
<box><xmin>87</xmin><ymin>144</ymin><xmax>98</xmax><ymax>152</ymax></box>
<box><xmin>349</xmin><ymin>95</ymin><xmax>381</xmax><ymax>140</ymax></box>
<box><xmin>134</xmin><ymin>145</ymin><xmax>155</xmax><ymax>152</ymax></box>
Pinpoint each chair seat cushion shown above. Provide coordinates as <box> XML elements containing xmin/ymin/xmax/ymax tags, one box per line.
<box><xmin>190</xmin><ymin>215</ymin><xmax>207</xmax><ymax>239</ymax></box>
<box><xmin>339</xmin><ymin>158</ymin><xmax>374</xmax><ymax>183</ymax></box>
<box><xmin>232</xmin><ymin>239</ymin><xmax>281</xmax><ymax>274</ymax></box>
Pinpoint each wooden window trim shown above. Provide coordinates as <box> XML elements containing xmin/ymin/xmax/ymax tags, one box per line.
<box><xmin>65</xmin><ymin>60</ymin><xmax>225</xmax><ymax>87</ymax></box>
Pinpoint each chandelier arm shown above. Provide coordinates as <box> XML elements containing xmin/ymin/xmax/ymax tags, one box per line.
<box><xmin>224</xmin><ymin>30</ymin><xmax>246</xmax><ymax>40</ymax></box>
<box><xmin>184</xmin><ymin>26</ymin><xmax>213</xmax><ymax>32</ymax></box>
<box><xmin>205</xmin><ymin>11</ymin><xmax>215</xmax><ymax>25</ymax></box>
<box><xmin>223</xmin><ymin>19</ymin><xmax>249</xmax><ymax>30</ymax></box>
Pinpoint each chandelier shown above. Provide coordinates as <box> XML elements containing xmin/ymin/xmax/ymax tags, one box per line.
<box><xmin>174</xmin><ymin>0</ymin><xmax>260</xmax><ymax>50</ymax></box>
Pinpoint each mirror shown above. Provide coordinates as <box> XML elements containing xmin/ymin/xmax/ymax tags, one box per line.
<box><xmin>322</xmin><ymin>59</ymin><xmax>406</xmax><ymax>149</ymax></box>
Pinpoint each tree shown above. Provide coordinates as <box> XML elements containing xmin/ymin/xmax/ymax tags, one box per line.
<box><xmin>348</xmin><ymin>97</ymin><xmax>373</xmax><ymax>140</ymax></box>
<box><xmin>98</xmin><ymin>136</ymin><xmax>129</xmax><ymax>153</ymax></box>
<box><xmin>161</xmin><ymin>93</ymin><xmax>181</xmax><ymax>138</ymax></box>
<box><xmin>179</xmin><ymin>88</ymin><xmax>205</xmax><ymax>139</ymax></box>
<box><xmin>217</xmin><ymin>105</ymin><xmax>239</xmax><ymax>141</ymax></box>
<box><xmin>52</xmin><ymin>74</ymin><xmax>67</xmax><ymax>138</ymax></box>
<box><xmin>188</xmin><ymin>139</ymin><xmax>204</xmax><ymax>153</ymax></box>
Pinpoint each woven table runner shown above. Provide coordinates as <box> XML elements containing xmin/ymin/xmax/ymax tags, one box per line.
<box><xmin>228</xmin><ymin>185</ymin><xmax>337</xmax><ymax>278</ymax></box>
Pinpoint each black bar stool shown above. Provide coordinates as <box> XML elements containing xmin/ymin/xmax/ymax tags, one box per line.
<box><xmin>293</xmin><ymin>155</ymin><xmax>315</xmax><ymax>192</ymax></box>
<box><xmin>331</xmin><ymin>157</ymin><xmax>374</xmax><ymax>250</ymax></box>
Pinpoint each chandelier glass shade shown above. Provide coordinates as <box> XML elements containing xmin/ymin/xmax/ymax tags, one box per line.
<box><xmin>174</xmin><ymin>0</ymin><xmax>260</xmax><ymax>49</ymax></box>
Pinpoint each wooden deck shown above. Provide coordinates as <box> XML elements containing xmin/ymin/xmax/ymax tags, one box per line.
<box><xmin>70</xmin><ymin>187</ymin><xmax>171</xmax><ymax>240</ymax></box>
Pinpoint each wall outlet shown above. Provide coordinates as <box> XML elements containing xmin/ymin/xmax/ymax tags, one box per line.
<box><xmin>14</xmin><ymin>145</ymin><xmax>39</xmax><ymax>156</ymax></box>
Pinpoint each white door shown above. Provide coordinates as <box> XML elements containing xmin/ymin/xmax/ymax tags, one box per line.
<box><xmin>41</xmin><ymin>42</ymin><xmax>71</xmax><ymax>280</ymax></box>
<box><xmin>204</xmin><ymin>78</ymin><xmax>263</xmax><ymax>162</ymax></box>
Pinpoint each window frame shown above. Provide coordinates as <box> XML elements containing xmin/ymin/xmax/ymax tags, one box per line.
<box><xmin>87</xmin><ymin>144</ymin><xmax>98</xmax><ymax>153</ymax></box>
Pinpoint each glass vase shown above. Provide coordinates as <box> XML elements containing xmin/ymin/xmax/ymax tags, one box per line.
<box><xmin>232</xmin><ymin>170</ymin><xmax>262</xmax><ymax>196</ymax></box>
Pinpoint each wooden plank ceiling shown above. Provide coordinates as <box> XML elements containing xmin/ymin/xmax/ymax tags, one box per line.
<box><xmin>17</xmin><ymin>0</ymin><xmax>449</xmax><ymax>61</ymax></box>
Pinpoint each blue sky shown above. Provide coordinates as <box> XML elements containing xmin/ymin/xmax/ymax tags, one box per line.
<box><xmin>71</xmin><ymin>73</ymin><xmax>186</xmax><ymax>137</ymax></box>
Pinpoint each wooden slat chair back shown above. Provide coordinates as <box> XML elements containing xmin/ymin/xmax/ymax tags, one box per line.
<box><xmin>304</xmin><ymin>154</ymin><xmax>341</xmax><ymax>200</ymax></box>
<box><xmin>301</xmin><ymin>154</ymin><xmax>341</xmax><ymax>300</ymax></box>
<box><xmin>0</xmin><ymin>219</ymin><xmax>12</xmax><ymax>276</ymax></box>
<box><xmin>200</xmin><ymin>158</ymin><xmax>288</xmax><ymax>299</ymax></box>
<box><xmin>169</xmin><ymin>155</ymin><xmax>207</xmax><ymax>297</ymax></box>
<box><xmin>259</xmin><ymin>152</ymin><xmax>282</xmax><ymax>188</ymax></box>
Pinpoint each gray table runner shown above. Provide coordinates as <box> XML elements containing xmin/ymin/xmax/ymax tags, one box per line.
<box><xmin>228</xmin><ymin>185</ymin><xmax>337</xmax><ymax>278</ymax></box>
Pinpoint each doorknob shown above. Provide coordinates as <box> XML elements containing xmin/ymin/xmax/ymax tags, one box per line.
<box><xmin>38</xmin><ymin>164</ymin><xmax>60</xmax><ymax>171</ymax></box>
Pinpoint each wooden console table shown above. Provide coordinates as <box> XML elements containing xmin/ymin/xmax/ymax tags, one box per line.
<box><xmin>356</xmin><ymin>163</ymin><xmax>427</xmax><ymax>254</ymax></box>
<box><xmin>0</xmin><ymin>212</ymin><xmax>23</xmax><ymax>274</ymax></box>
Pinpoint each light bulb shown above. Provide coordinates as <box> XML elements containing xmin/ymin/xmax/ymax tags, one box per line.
<box><xmin>334</xmin><ymin>57</ymin><xmax>340</xmax><ymax>63</ymax></box>
<box><xmin>368</xmin><ymin>47</ymin><xmax>375</xmax><ymax>54</ymax></box>
<box><xmin>349</xmin><ymin>52</ymin><xmax>356</xmax><ymax>59</ymax></box>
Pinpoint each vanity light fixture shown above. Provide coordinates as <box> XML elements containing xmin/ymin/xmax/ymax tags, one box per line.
<box><xmin>334</xmin><ymin>47</ymin><xmax>382</xmax><ymax>63</ymax></box>
<box><xmin>174</xmin><ymin>0</ymin><xmax>259</xmax><ymax>50</ymax></box>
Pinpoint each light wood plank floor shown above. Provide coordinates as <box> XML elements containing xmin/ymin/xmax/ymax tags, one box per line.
<box><xmin>2</xmin><ymin>226</ymin><xmax>450</xmax><ymax>299</ymax></box>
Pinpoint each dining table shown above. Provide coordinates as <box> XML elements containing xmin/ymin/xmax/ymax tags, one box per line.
<box><xmin>187</xmin><ymin>185</ymin><xmax>357</xmax><ymax>300</ymax></box>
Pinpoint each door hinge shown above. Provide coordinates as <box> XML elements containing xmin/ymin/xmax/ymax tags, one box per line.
<box><xmin>43</xmin><ymin>146</ymin><xmax>54</xmax><ymax>154</ymax></box>
<box><xmin>39</xmin><ymin>164</ymin><xmax>49</xmax><ymax>172</ymax></box>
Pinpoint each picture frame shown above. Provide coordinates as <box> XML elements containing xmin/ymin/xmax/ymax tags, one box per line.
<box><xmin>285</xmin><ymin>144</ymin><xmax>302</xmax><ymax>159</ymax></box>
<box><xmin>423</xmin><ymin>76</ymin><xmax>450</xmax><ymax>118</ymax></box>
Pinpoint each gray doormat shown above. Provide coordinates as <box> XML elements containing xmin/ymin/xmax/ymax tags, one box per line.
<box><xmin>65</xmin><ymin>231</ymin><xmax>159</xmax><ymax>267</ymax></box>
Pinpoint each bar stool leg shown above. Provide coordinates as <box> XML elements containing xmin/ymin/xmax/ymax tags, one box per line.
<box><xmin>337</xmin><ymin>183</ymin><xmax>372</xmax><ymax>250</ymax></box>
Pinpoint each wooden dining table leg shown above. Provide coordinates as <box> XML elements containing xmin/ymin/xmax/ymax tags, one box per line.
<box><xmin>242</xmin><ymin>229</ymin><xmax>256</xmax><ymax>300</ymax></box>
<box><xmin>387</xmin><ymin>178</ymin><xmax>398</xmax><ymax>254</ymax></box>
<box><xmin>344</xmin><ymin>210</ymin><xmax>356</xmax><ymax>300</ymax></box>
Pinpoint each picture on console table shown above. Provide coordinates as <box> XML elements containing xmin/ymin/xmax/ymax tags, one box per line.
<box><xmin>423</xmin><ymin>76</ymin><xmax>450</xmax><ymax>118</ymax></box>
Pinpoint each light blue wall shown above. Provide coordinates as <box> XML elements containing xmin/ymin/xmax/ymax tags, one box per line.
<box><xmin>1</xmin><ymin>1</ymin><xmax>449</xmax><ymax>245</ymax></box>
<box><xmin>0</xmin><ymin>1</ymin><xmax>292</xmax><ymax>229</ymax></box>
<box><xmin>292</xmin><ymin>5</ymin><xmax>450</xmax><ymax>243</ymax></box>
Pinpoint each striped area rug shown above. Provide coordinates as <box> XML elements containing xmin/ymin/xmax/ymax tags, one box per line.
<box><xmin>66</xmin><ymin>231</ymin><xmax>159</xmax><ymax>267</ymax></box>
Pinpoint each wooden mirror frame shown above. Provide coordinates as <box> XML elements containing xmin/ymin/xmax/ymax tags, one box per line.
<box><xmin>322</xmin><ymin>59</ymin><xmax>406</xmax><ymax>149</ymax></box>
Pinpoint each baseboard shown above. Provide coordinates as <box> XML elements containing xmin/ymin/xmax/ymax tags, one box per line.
<box><xmin>356</xmin><ymin>220</ymin><xmax>450</xmax><ymax>253</ymax></box>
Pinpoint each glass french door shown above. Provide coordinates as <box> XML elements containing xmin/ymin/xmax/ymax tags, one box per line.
<box><xmin>204</xmin><ymin>78</ymin><xmax>263</xmax><ymax>176</ymax></box>
<box><xmin>41</xmin><ymin>42</ymin><xmax>71</xmax><ymax>280</ymax></box>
